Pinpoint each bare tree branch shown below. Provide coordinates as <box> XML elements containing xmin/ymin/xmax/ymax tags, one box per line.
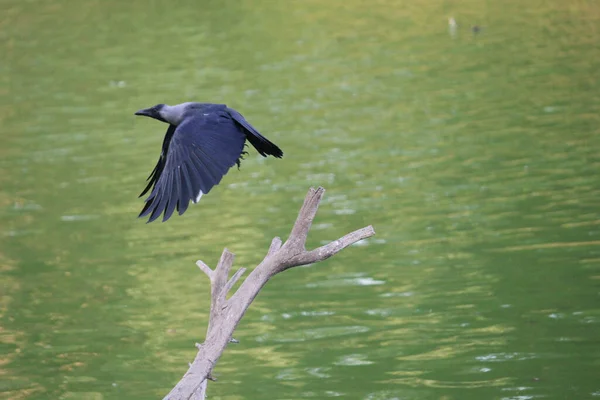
<box><xmin>163</xmin><ymin>187</ymin><xmax>376</xmax><ymax>400</ymax></box>
<box><xmin>267</xmin><ymin>236</ymin><xmax>283</xmax><ymax>256</ymax></box>
<box><xmin>223</xmin><ymin>267</ymin><xmax>246</xmax><ymax>297</ymax></box>
<box><xmin>195</xmin><ymin>260</ymin><xmax>212</xmax><ymax>279</ymax></box>
<box><xmin>283</xmin><ymin>225</ymin><xmax>375</xmax><ymax>271</ymax></box>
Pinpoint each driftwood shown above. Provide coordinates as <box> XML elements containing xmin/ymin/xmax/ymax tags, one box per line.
<box><xmin>164</xmin><ymin>187</ymin><xmax>376</xmax><ymax>400</ymax></box>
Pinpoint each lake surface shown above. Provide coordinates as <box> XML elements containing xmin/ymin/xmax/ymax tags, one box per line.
<box><xmin>2</xmin><ymin>1</ymin><xmax>599</xmax><ymax>399</ymax></box>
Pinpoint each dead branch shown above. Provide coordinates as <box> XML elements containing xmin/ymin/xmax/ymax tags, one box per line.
<box><xmin>163</xmin><ymin>187</ymin><xmax>376</xmax><ymax>400</ymax></box>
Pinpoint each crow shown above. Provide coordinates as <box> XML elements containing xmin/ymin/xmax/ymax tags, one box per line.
<box><xmin>134</xmin><ymin>102</ymin><xmax>283</xmax><ymax>223</ymax></box>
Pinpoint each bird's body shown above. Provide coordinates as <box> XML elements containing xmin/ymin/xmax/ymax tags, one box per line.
<box><xmin>134</xmin><ymin>102</ymin><xmax>283</xmax><ymax>223</ymax></box>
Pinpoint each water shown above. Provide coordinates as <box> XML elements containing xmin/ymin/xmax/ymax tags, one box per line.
<box><xmin>2</xmin><ymin>0</ymin><xmax>599</xmax><ymax>399</ymax></box>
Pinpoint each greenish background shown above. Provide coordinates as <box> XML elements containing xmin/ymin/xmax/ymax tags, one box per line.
<box><xmin>1</xmin><ymin>0</ymin><xmax>599</xmax><ymax>399</ymax></box>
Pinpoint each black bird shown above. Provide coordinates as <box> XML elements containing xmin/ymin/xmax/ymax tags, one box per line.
<box><xmin>134</xmin><ymin>102</ymin><xmax>283</xmax><ymax>223</ymax></box>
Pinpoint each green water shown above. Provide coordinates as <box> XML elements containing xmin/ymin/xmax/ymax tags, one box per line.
<box><xmin>2</xmin><ymin>0</ymin><xmax>599</xmax><ymax>399</ymax></box>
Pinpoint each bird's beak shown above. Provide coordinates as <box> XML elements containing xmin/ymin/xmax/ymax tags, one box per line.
<box><xmin>134</xmin><ymin>107</ymin><xmax>155</xmax><ymax>118</ymax></box>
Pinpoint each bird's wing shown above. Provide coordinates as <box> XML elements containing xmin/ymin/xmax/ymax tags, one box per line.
<box><xmin>139</xmin><ymin>113</ymin><xmax>246</xmax><ymax>223</ymax></box>
<box><xmin>226</xmin><ymin>107</ymin><xmax>283</xmax><ymax>158</ymax></box>
<box><xmin>139</xmin><ymin>124</ymin><xmax>176</xmax><ymax>199</ymax></box>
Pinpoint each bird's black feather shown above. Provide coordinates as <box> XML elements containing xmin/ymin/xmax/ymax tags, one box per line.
<box><xmin>139</xmin><ymin>124</ymin><xmax>176</xmax><ymax>198</ymax></box>
<box><xmin>226</xmin><ymin>107</ymin><xmax>283</xmax><ymax>158</ymax></box>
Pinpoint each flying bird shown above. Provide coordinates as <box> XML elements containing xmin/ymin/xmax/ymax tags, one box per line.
<box><xmin>134</xmin><ymin>102</ymin><xmax>283</xmax><ymax>223</ymax></box>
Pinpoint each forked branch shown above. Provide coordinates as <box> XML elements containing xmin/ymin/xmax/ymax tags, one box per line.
<box><xmin>164</xmin><ymin>187</ymin><xmax>375</xmax><ymax>400</ymax></box>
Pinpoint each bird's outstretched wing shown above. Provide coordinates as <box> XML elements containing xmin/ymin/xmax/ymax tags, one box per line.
<box><xmin>139</xmin><ymin>124</ymin><xmax>176</xmax><ymax>199</ymax></box>
<box><xmin>226</xmin><ymin>107</ymin><xmax>283</xmax><ymax>158</ymax></box>
<box><xmin>139</xmin><ymin>113</ymin><xmax>246</xmax><ymax>223</ymax></box>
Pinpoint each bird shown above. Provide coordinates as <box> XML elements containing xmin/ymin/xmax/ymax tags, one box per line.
<box><xmin>134</xmin><ymin>102</ymin><xmax>283</xmax><ymax>223</ymax></box>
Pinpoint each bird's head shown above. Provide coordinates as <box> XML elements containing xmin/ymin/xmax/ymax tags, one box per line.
<box><xmin>134</xmin><ymin>104</ymin><xmax>168</xmax><ymax>123</ymax></box>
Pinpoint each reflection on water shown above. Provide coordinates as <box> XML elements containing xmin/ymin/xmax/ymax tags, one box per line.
<box><xmin>2</xmin><ymin>0</ymin><xmax>600</xmax><ymax>399</ymax></box>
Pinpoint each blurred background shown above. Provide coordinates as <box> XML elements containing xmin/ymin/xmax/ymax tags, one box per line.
<box><xmin>1</xmin><ymin>0</ymin><xmax>599</xmax><ymax>399</ymax></box>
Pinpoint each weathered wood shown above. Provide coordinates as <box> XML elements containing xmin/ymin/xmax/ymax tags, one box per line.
<box><xmin>163</xmin><ymin>187</ymin><xmax>376</xmax><ymax>400</ymax></box>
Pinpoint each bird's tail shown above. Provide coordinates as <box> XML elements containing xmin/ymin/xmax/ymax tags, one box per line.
<box><xmin>227</xmin><ymin>107</ymin><xmax>283</xmax><ymax>158</ymax></box>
